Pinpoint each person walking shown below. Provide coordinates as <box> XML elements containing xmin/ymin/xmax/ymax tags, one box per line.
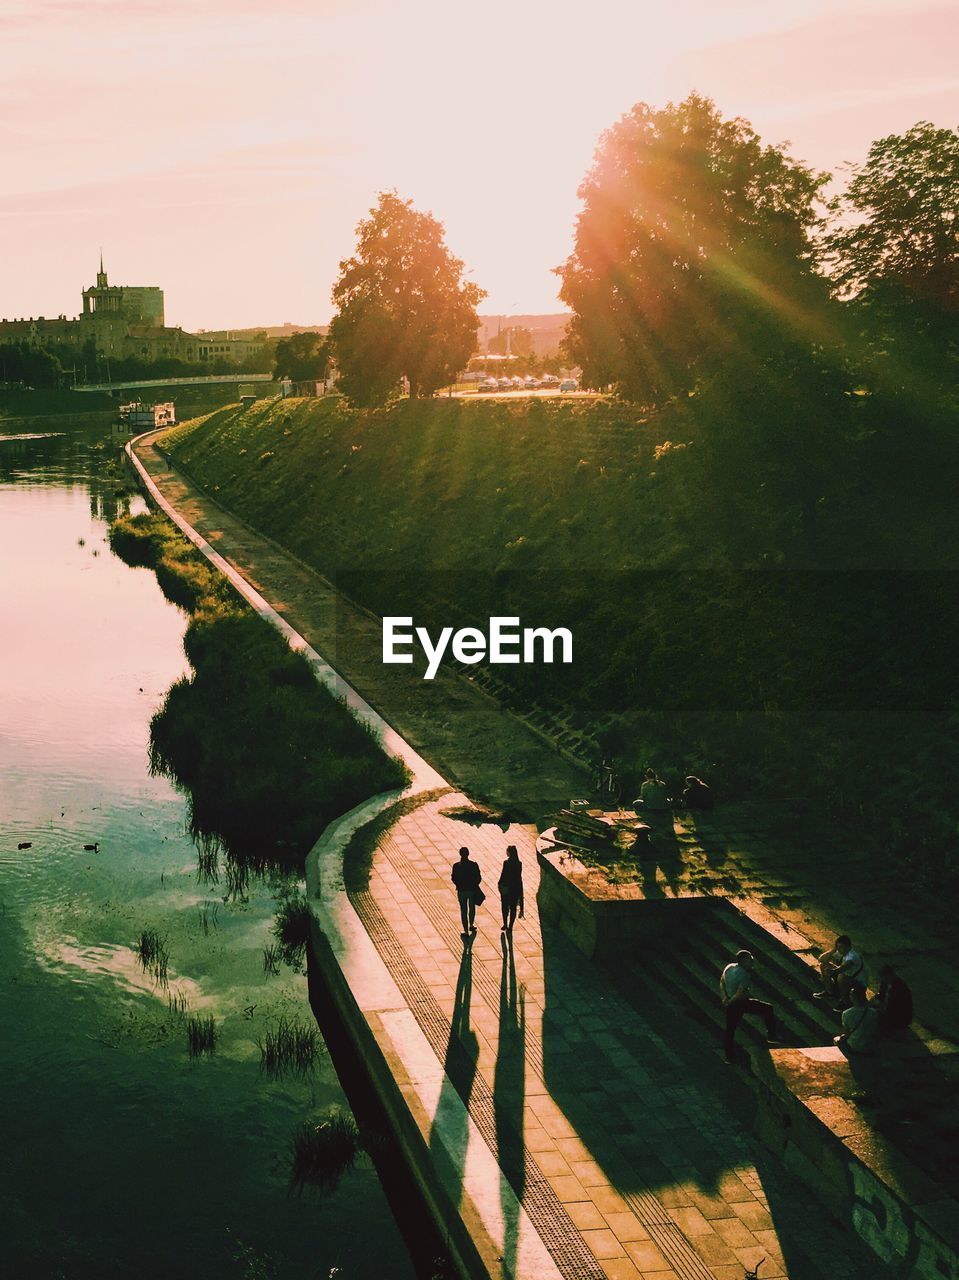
<box><xmin>720</xmin><ymin>949</ymin><xmax>779</xmax><ymax>1063</ymax></box>
<box><xmin>498</xmin><ymin>844</ymin><xmax>525</xmax><ymax>935</ymax></box>
<box><xmin>451</xmin><ymin>846</ymin><xmax>483</xmax><ymax>938</ymax></box>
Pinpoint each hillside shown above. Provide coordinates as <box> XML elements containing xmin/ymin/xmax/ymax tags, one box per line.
<box><xmin>163</xmin><ymin>394</ymin><xmax>959</xmax><ymax>899</ymax></box>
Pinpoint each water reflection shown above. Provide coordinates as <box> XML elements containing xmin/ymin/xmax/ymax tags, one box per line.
<box><xmin>0</xmin><ymin>425</ymin><xmax>415</xmax><ymax>1279</ymax></box>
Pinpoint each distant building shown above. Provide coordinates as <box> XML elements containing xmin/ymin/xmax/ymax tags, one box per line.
<box><xmin>0</xmin><ymin>256</ymin><xmax>266</xmax><ymax>368</ymax></box>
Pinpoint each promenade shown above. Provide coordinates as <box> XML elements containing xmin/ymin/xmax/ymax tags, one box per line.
<box><xmin>129</xmin><ymin>432</ymin><xmax>886</xmax><ymax>1279</ymax></box>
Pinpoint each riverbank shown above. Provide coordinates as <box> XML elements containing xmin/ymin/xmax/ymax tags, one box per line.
<box><xmin>126</xmin><ymin>428</ymin><xmax>892</xmax><ymax>1280</ymax></box>
<box><xmin>0</xmin><ymin>424</ymin><xmax>416</xmax><ymax>1279</ymax></box>
<box><xmin>159</xmin><ymin>395</ymin><xmax>959</xmax><ymax>911</ymax></box>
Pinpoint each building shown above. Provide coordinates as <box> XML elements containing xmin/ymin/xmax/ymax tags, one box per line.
<box><xmin>0</xmin><ymin>257</ymin><xmax>266</xmax><ymax>369</ymax></box>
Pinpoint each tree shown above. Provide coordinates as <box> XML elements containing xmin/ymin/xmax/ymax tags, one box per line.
<box><xmin>328</xmin><ymin>192</ymin><xmax>485</xmax><ymax>406</ymax></box>
<box><xmin>273</xmin><ymin>331</ymin><xmax>328</xmax><ymax>382</ymax></box>
<box><xmin>557</xmin><ymin>93</ymin><xmax>829</xmax><ymax>404</ymax></box>
<box><xmin>827</xmin><ymin>121</ymin><xmax>959</xmax><ymax>312</ymax></box>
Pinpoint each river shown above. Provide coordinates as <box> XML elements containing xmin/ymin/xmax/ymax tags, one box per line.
<box><xmin>0</xmin><ymin>422</ymin><xmax>417</xmax><ymax>1280</ymax></box>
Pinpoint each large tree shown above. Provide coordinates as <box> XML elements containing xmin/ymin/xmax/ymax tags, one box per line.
<box><xmin>273</xmin><ymin>330</ymin><xmax>328</xmax><ymax>382</ymax></box>
<box><xmin>557</xmin><ymin>93</ymin><xmax>828</xmax><ymax>404</ymax></box>
<box><xmin>328</xmin><ymin>192</ymin><xmax>485</xmax><ymax>406</ymax></box>
<box><xmin>827</xmin><ymin>121</ymin><xmax>959</xmax><ymax>312</ymax></box>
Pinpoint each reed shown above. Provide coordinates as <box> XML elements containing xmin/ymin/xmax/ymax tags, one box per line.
<box><xmin>187</xmin><ymin>1014</ymin><xmax>217</xmax><ymax>1057</ymax></box>
<box><xmin>289</xmin><ymin>1111</ymin><xmax>361</xmax><ymax>1191</ymax></box>
<box><xmin>258</xmin><ymin>1016</ymin><xmax>322</xmax><ymax>1079</ymax></box>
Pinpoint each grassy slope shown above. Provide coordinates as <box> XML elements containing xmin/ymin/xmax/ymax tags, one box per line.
<box><xmin>164</xmin><ymin>396</ymin><xmax>958</xmax><ymax>895</ymax></box>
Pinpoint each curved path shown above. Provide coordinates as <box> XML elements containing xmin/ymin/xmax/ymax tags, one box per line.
<box><xmin>127</xmin><ymin>430</ymin><xmax>884</xmax><ymax>1280</ymax></box>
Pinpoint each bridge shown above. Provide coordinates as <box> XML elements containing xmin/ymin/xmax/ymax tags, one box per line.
<box><xmin>73</xmin><ymin>373</ymin><xmax>276</xmax><ymax>393</ymax></box>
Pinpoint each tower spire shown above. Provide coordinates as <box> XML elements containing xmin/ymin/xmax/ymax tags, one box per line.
<box><xmin>96</xmin><ymin>250</ymin><xmax>107</xmax><ymax>289</ymax></box>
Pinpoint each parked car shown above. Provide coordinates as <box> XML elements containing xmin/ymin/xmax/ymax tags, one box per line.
<box><xmin>540</xmin><ymin>374</ymin><xmax>560</xmax><ymax>387</ymax></box>
<box><xmin>479</xmin><ymin>377</ymin><xmax>499</xmax><ymax>392</ymax></box>
<box><xmin>559</xmin><ymin>378</ymin><xmax>578</xmax><ymax>392</ymax></box>
<box><xmin>498</xmin><ymin>377</ymin><xmax>513</xmax><ymax>390</ymax></box>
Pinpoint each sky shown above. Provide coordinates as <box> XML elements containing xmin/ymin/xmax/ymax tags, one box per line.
<box><xmin>1</xmin><ymin>0</ymin><xmax>957</xmax><ymax>330</ymax></box>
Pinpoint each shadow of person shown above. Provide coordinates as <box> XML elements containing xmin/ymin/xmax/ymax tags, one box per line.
<box><xmin>494</xmin><ymin>941</ymin><xmax>526</xmax><ymax>1278</ymax></box>
<box><xmin>428</xmin><ymin>946</ymin><xmax>479</xmax><ymax>1212</ymax></box>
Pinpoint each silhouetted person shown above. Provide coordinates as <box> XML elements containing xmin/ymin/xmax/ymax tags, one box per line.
<box><xmin>835</xmin><ymin>982</ymin><xmax>880</xmax><ymax>1055</ymax></box>
<box><xmin>815</xmin><ymin>934</ymin><xmax>865</xmax><ymax>1008</ymax></box>
<box><xmin>498</xmin><ymin>844</ymin><xmax>525</xmax><ymax>934</ymax></box>
<box><xmin>451</xmin><ymin>846</ymin><xmax>482</xmax><ymax>938</ymax></box>
<box><xmin>638</xmin><ymin>768</ymin><xmax>669</xmax><ymax>812</ymax></box>
<box><xmin>682</xmin><ymin>775</ymin><xmax>714</xmax><ymax>810</ymax></box>
<box><xmin>875</xmin><ymin>963</ymin><xmax>913</xmax><ymax>1034</ymax></box>
<box><xmin>720</xmin><ymin>949</ymin><xmax>778</xmax><ymax>1063</ymax></box>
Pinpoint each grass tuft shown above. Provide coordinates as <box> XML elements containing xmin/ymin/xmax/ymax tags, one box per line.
<box><xmin>289</xmin><ymin>1111</ymin><xmax>361</xmax><ymax>1191</ymax></box>
<box><xmin>258</xmin><ymin>1016</ymin><xmax>322</xmax><ymax>1079</ymax></box>
<box><xmin>135</xmin><ymin>928</ymin><xmax>169</xmax><ymax>987</ymax></box>
<box><xmin>187</xmin><ymin>1014</ymin><xmax>217</xmax><ymax>1057</ymax></box>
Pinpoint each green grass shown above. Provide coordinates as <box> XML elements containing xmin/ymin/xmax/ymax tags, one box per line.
<box><xmin>109</xmin><ymin>507</ymin><xmax>409</xmax><ymax>871</ymax></box>
<box><xmin>162</xmin><ymin>395</ymin><xmax>959</xmax><ymax>904</ymax></box>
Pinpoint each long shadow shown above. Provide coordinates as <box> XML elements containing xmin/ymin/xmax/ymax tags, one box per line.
<box><xmin>494</xmin><ymin>937</ymin><xmax>526</xmax><ymax>1279</ymax></box>
<box><xmin>427</xmin><ymin>943</ymin><xmax>479</xmax><ymax>1215</ymax></box>
<box><xmin>537</xmin><ymin>912</ymin><xmax>884</xmax><ymax>1278</ymax></box>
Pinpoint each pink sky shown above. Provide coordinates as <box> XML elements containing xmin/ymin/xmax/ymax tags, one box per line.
<box><xmin>1</xmin><ymin>0</ymin><xmax>956</xmax><ymax>329</ymax></box>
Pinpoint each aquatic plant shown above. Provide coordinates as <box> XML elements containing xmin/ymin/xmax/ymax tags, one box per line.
<box><xmin>167</xmin><ymin>989</ymin><xmax>189</xmax><ymax>1016</ymax></box>
<box><xmin>258</xmin><ymin>1016</ymin><xmax>322</xmax><ymax>1079</ymax></box>
<box><xmin>289</xmin><ymin>1111</ymin><xmax>362</xmax><ymax>1191</ymax></box>
<box><xmin>135</xmin><ymin>928</ymin><xmax>169</xmax><ymax>987</ymax></box>
<box><xmin>272</xmin><ymin>895</ymin><xmax>311</xmax><ymax>970</ymax></box>
<box><xmin>262</xmin><ymin>944</ymin><xmax>281</xmax><ymax>976</ymax></box>
<box><xmin>187</xmin><ymin>1014</ymin><xmax>217</xmax><ymax>1057</ymax></box>
<box><xmin>197</xmin><ymin>901</ymin><xmax>219</xmax><ymax>935</ymax></box>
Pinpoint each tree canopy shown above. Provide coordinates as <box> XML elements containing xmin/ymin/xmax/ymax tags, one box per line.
<box><xmin>557</xmin><ymin>92</ymin><xmax>829</xmax><ymax>404</ymax></box>
<box><xmin>827</xmin><ymin>121</ymin><xmax>959</xmax><ymax>313</ymax></box>
<box><xmin>328</xmin><ymin>192</ymin><xmax>485</xmax><ymax>406</ymax></box>
<box><xmin>273</xmin><ymin>331</ymin><xmax>328</xmax><ymax>382</ymax></box>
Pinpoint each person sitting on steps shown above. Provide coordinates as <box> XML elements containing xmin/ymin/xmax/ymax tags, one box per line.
<box><xmin>835</xmin><ymin>982</ymin><xmax>880</xmax><ymax>1055</ymax></box>
<box><xmin>682</xmin><ymin>775</ymin><xmax>714</xmax><ymax>810</ymax></box>
<box><xmin>720</xmin><ymin>949</ymin><xmax>780</xmax><ymax>1064</ymax></box>
<box><xmin>815</xmin><ymin>934</ymin><xmax>865</xmax><ymax>1009</ymax></box>
<box><xmin>637</xmin><ymin>767</ymin><xmax>670</xmax><ymax>812</ymax></box>
<box><xmin>874</xmin><ymin>963</ymin><xmax>913</xmax><ymax>1035</ymax></box>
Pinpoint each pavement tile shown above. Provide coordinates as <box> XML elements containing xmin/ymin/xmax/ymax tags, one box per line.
<box><xmin>597</xmin><ymin>1259</ymin><xmax>642</xmax><ymax>1280</ymax></box>
<box><xmin>712</xmin><ymin>1215</ymin><xmax>760</xmax><ymax>1248</ymax></box>
<box><xmin>602</xmin><ymin>1211</ymin><xmax>651</xmax><ymax>1243</ymax></box>
<box><xmin>623</xmin><ymin>1239</ymin><xmax>669</xmax><ymax>1271</ymax></box>
<box><xmin>581</xmin><ymin>1228</ymin><xmax>627</xmax><ymax>1260</ymax></box>
<box><xmin>731</xmin><ymin>1200</ymin><xmax>774</xmax><ymax>1230</ymax></box>
<box><xmin>665</xmin><ymin>1205</ymin><xmax>713</xmax><ymax>1236</ymax></box>
<box><xmin>546</xmin><ymin>1173</ymin><xmax>589</xmax><ymax>1203</ymax></box>
<box><xmin>565</xmin><ymin>1200</ymin><xmax>609</xmax><ymax>1231</ymax></box>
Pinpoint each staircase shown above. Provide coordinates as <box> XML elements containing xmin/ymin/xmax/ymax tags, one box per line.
<box><xmin>622</xmin><ymin>899</ymin><xmax>843</xmax><ymax>1062</ymax></box>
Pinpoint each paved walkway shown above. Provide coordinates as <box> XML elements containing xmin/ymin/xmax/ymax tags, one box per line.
<box><xmin>340</xmin><ymin>792</ymin><xmax>885</xmax><ymax>1280</ymax></box>
<box><xmin>130</xmin><ymin>432</ymin><xmax>889</xmax><ymax>1279</ymax></box>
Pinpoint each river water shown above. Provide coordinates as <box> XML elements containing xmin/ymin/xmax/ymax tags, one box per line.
<box><xmin>0</xmin><ymin>423</ymin><xmax>416</xmax><ymax>1280</ymax></box>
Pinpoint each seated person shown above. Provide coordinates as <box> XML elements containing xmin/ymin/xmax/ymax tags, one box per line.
<box><xmin>815</xmin><ymin>934</ymin><xmax>865</xmax><ymax>1007</ymax></box>
<box><xmin>637</xmin><ymin>768</ymin><xmax>670</xmax><ymax>812</ymax></box>
<box><xmin>875</xmin><ymin>963</ymin><xmax>913</xmax><ymax>1034</ymax></box>
<box><xmin>835</xmin><ymin>982</ymin><xmax>880</xmax><ymax>1055</ymax></box>
<box><xmin>682</xmin><ymin>775</ymin><xmax>714</xmax><ymax>810</ymax></box>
